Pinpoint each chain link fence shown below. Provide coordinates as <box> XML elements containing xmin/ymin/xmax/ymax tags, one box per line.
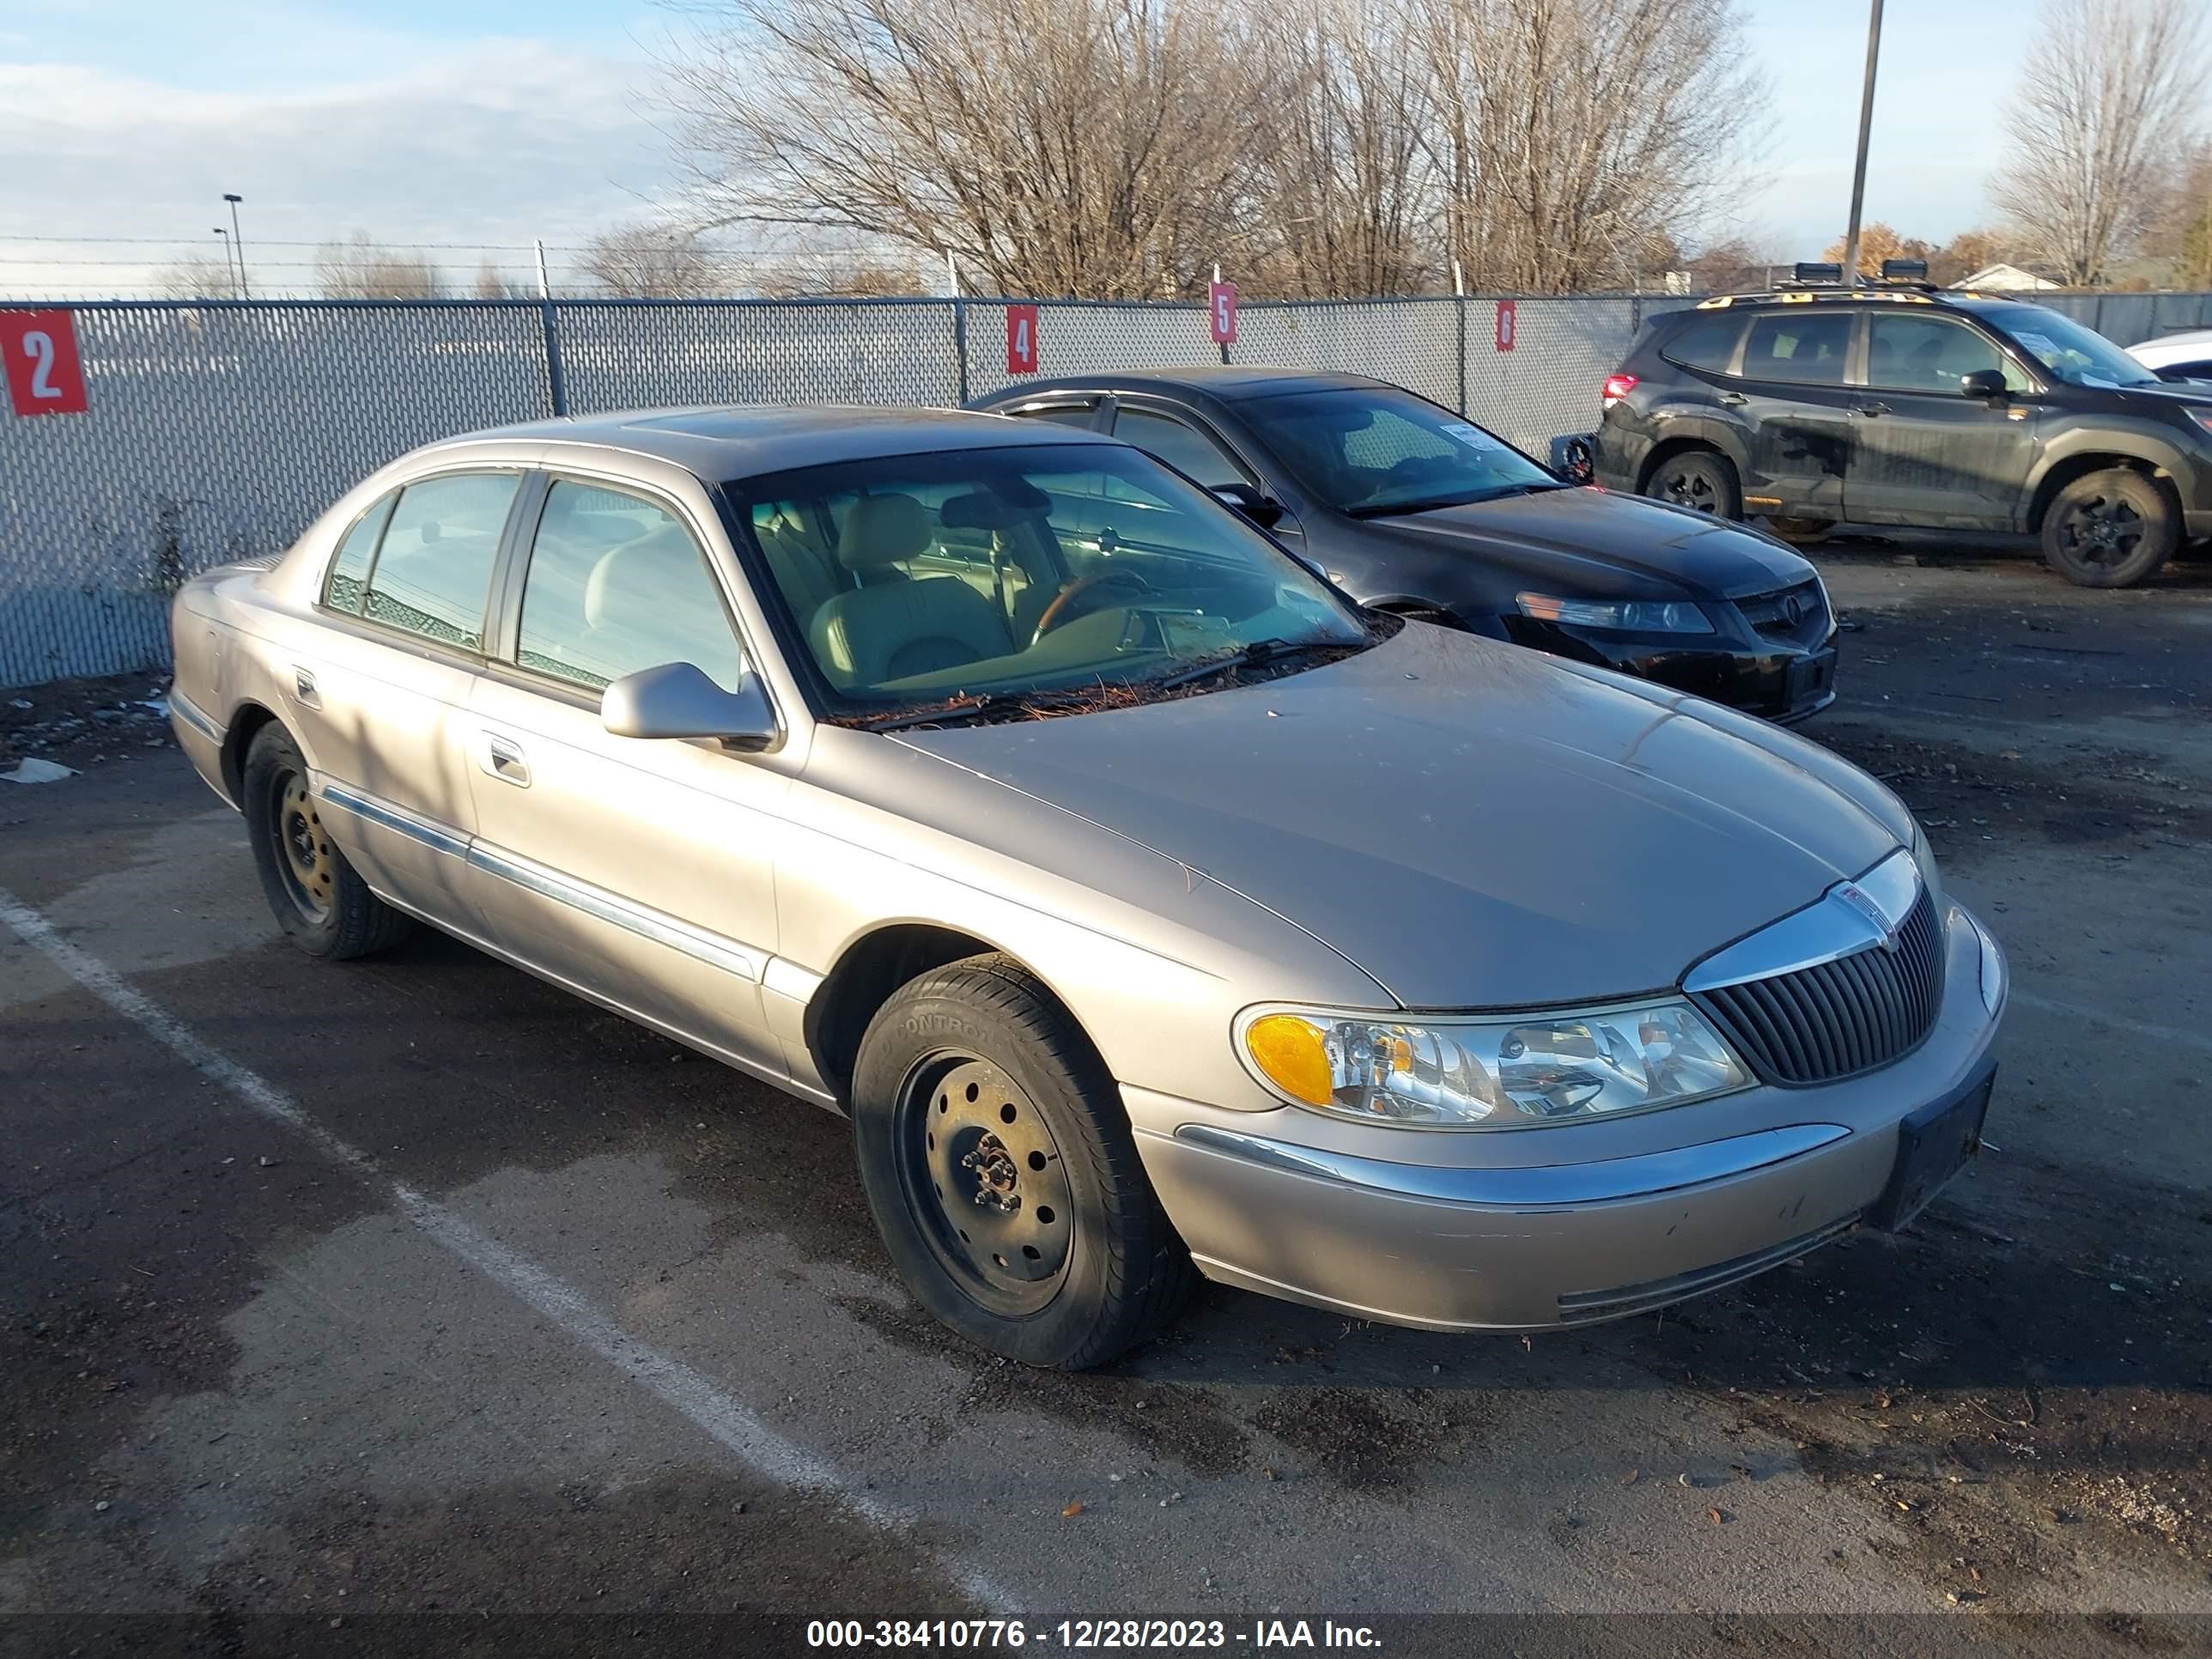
<box><xmin>4</xmin><ymin>289</ymin><xmax>2210</xmax><ymax>688</ymax></box>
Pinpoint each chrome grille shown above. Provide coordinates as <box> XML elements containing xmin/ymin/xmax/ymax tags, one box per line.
<box><xmin>1691</xmin><ymin>890</ymin><xmax>1942</xmax><ymax>1085</ymax></box>
<box><xmin>1735</xmin><ymin>579</ymin><xmax>1831</xmax><ymax>648</ymax></box>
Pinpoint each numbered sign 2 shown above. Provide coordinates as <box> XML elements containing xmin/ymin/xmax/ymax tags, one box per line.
<box><xmin>1494</xmin><ymin>300</ymin><xmax>1516</xmax><ymax>354</ymax></box>
<box><xmin>0</xmin><ymin>309</ymin><xmax>90</xmax><ymax>416</ymax></box>
<box><xmin>1006</xmin><ymin>304</ymin><xmax>1039</xmax><ymax>375</ymax></box>
<box><xmin>1208</xmin><ymin>281</ymin><xmax>1237</xmax><ymax>345</ymax></box>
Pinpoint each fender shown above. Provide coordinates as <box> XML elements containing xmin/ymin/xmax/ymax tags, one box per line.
<box><xmin>2024</xmin><ymin>421</ymin><xmax>2200</xmax><ymax>523</ymax></box>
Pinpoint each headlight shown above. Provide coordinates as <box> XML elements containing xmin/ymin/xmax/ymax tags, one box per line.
<box><xmin>1911</xmin><ymin>819</ymin><xmax>1944</xmax><ymax>915</ymax></box>
<box><xmin>2185</xmin><ymin>407</ymin><xmax>2212</xmax><ymax>436</ymax></box>
<box><xmin>1238</xmin><ymin>1001</ymin><xmax>1752</xmax><ymax>1129</ymax></box>
<box><xmin>1516</xmin><ymin>593</ymin><xmax>1714</xmax><ymax>634</ymax></box>
<box><xmin>1975</xmin><ymin>915</ymin><xmax>2007</xmax><ymax>1017</ymax></box>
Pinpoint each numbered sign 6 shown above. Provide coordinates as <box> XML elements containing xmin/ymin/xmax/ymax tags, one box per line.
<box><xmin>1006</xmin><ymin>304</ymin><xmax>1040</xmax><ymax>375</ymax></box>
<box><xmin>0</xmin><ymin>309</ymin><xmax>90</xmax><ymax>416</ymax></box>
<box><xmin>1494</xmin><ymin>300</ymin><xmax>1516</xmax><ymax>354</ymax></box>
<box><xmin>1208</xmin><ymin>281</ymin><xmax>1237</xmax><ymax>345</ymax></box>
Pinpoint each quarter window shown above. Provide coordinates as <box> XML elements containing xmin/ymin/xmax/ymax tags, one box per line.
<box><xmin>516</xmin><ymin>480</ymin><xmax>746</xmax><ymax>692</ymax></box>
<box><xmin>363</xmin><ymin>472</ymin><xmax>519</xmax><ymax>651</ymax></box>
<box><xmin>1866</xmin><ymin>314</ymin><xmax>2026</xmax><ymax>393</ymax></box>
<box><xmin>324</xmin><ymin>491</ymin><xmax>396</xmax><ymax>615</ymax></box>
<box><xmin>1112</xmin><ymin>407</ymin><xmax>1256</xmax><ymax>490</ymax></box>
<box><xmin>1741</xmin><ymin>313</ymin><xmax>1854</xmax><ymax>386</ymax></box>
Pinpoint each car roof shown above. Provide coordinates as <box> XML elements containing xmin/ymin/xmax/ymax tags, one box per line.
<box><xmin>447</xmin><ymin>404</ymin><xmax>1111</xmax><ymax>479</ymax></box>
<box><xmin>2130</xmin><ymin>330</ymin><xmax>2212</xmax><ymax>359</ymax></box>
<box><xmin>978</xmin><ymin>365</ymin><xmax>1382</xmax><ymax>404</ymax></box>
<box><xmin>1680</xmin><ymin>287</ymin><xmax>2060</xmax><ymax>317</ymax></box>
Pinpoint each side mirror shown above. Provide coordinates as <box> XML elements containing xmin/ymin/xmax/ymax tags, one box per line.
<box><xmin>1960</xmin><ymin>368</ymin><xmax>2007</xmax><ymax>399</ymax></box>
<box><xmin>602</xmin><ymin>660</ymin><xmax>778</xmax><ymax>750</ymax></box>
<box><xmin>1209</xmin><ymin>481</ymin><xmax>1286</xmax><ymax>528</ymax></box>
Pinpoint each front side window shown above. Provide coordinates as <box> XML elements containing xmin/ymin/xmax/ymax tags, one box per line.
<box><xmin>516</xmin><ymin>481</ymin><xmax>746</xmax><ymax>692</ymax></box>
<box><xmin>363</xmin><ymin>472</ymin><xmax>520</xmax><ymax>651</ymax></box>
<box><xmin>1984</xmin><ymin>305</ymin><xmax>2160</xmax><ymax>387</ymax></box>
<box><xmin>1111</xmin><ymin>407</ymin><xmax>1255</xmax><ymax>490</ymax></box>
<box><xmin>1865</xmin><ymin>314</ymin><xmax>2027</xmax><ymax>393</ymax></box>
<box><xmin>1243</xmin><ymin>386</ymin><xmax>1559</xmax><ymax>517</ymax></box>
<box><xmin>1742</xmin><ymin>312</ymin><xmax>1855</xmax><ymax>386</ymax></box>
<box><xmin>323</xmin><ymin>491</ymin><xmax>397</xmax><ymax>615</ymax></box>
<box><xmin>731</xmin><ymin>443</ymin><xmax>1369</xmax><ymax>716</ymax></box>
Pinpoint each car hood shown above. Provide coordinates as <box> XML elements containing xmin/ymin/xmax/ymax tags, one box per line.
<box><xmin>890</xmin><ymin>623</ymin><xmax>1903</xmax><ymax>1009</ymax></box>
<box><xmin>1366</xmin><ymin>487</ymin><xmax>1812</xmax><ymax>601</ymax></box>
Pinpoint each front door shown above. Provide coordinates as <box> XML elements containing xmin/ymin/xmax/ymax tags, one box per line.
<box><xmin>299</xmin><ymin>469</ymin><xmax>526</xmax><ymax>927</ymax></box>
<box><xmin>1108</xmin><ymin>402</ymin><xmax>1306</xmax><ymax>549</ymax></box>
<box><xmin>465</xmin><ymin>473</ymin><xmax>791</xmax><ymax>1075</ymax></box>
<box><xmin>1846</xmin><ymin>312</ymin><xmax>2043</xmax><ymax>530</ymax></box>
<box><xmin>1734</xmin><ymin>308</ymin><xmax>1858</xmax><ymax>520</ymax></box>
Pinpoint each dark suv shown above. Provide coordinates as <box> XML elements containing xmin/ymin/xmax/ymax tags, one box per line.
<box><xmin>1592</xmin><ymin>288</ymin><xmax>2212</xmax><ymax>586</ymax></box>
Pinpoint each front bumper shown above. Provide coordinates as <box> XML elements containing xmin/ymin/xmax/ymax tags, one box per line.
<box><xmin>1127</xmin><ymin>901</ymin><xmax>2002</xmax><ymax>1333</ymax></box>
<box><xmin>1505</xmin><ymin>615</ymin><xmax>1838</xmax><ymax>724</ymax></box>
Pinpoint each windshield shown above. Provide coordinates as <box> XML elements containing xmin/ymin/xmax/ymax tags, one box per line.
<box><xmin>1987</xmin><ymin>306</ymin><xmax>2161</xmax><ymax>388</ymax></box>
<box><xmin>728</xmin><ymin>442</ymin><xmax>1371</xmax><ymax>720</ymax></box>
<box><xmin>1245</xmin><ymin>386</ymin><xmax>1562</xmax><ymax>516</ymax></box>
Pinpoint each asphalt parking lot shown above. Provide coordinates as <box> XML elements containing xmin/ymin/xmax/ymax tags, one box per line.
<box><xmin>4</xmin><ymin>540</ymin><xmax>2212</xmax><ymax>1656</ymax></box>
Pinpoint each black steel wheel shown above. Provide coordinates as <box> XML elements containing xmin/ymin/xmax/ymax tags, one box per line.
<box><xmin>241</xmin><ymin>723</ymin><xmax>410</xmax><ymax>959</ymax></box>
<box><xmin>1644</xmin><ymin>449</ymin><xmax>1741</xmax><ymax>520</ymax></box>
<box><xmin>850</xmin><ymin>953</ymin><xmax>1194</xmax><ymax>1369</ymax></box>
<box><xmin>2041</xmin><ymin>468</ymin><xmax>2177</xmax><ymax>588</ymax></box>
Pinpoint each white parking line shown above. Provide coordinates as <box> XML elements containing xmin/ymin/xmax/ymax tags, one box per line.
<box><xmin>0</xmin><ymin>885</ymin><xmax>1018</xmax><ymax>1612</ymax></box>
<box><xmin>2012</xmin><ymin>990</ymin><xmax>2212</xmax><ymax>1055</ymax></box>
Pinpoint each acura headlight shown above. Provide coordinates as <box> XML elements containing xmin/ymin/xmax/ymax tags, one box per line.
<box><xmin>1238</xmin><ymin>1001</ymin><xmax>1752</xmax><ymax>1129</ymax></box>
<box><xmin>1517</xmin><ymin>593</ymin><xmax>1713</xmax><ymax>634</ymax></box>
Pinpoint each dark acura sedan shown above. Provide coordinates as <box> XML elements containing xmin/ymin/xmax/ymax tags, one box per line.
<box><xmin>972</xmin><ymin>368</ymin><xmax>1838</xmax><ymax>722</ymax></box>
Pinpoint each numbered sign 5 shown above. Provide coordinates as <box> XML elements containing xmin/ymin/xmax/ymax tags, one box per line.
<box><xmin>1006</xmin><ymin>304</ymin><xmax>1040</xmax><ymax>375</ymax></box>
<box><xmin>1494</xmin><ymin>300</ymin><xmax>1516</xmax><ymax>354</ymax></box>
<box><xmin>0</xmin><ymin>309</ymin><xmax>90</xmax><ymax>416</ymax></box>
<box><xmin>1208</xmin><ymin>281</ymin><xmax>1237</xmax><ymax>345</ymax></box>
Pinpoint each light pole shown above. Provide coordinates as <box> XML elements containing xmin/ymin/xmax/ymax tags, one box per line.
<box><xmin>212</xmin><ymin>228</ymin><xmax>239</xmax><ymax>297</ymax></box>
<box><xmin>1839</xmin><ymin>0</ymin><xmax>1885</xmax><ymax>286</ymax></box>
<box><xmin>222</xmin><ymin>192</ymin><xmax>248</xmax><ymax>297</ymax></box>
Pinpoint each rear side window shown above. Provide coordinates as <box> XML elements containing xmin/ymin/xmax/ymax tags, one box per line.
<box><xmin>516</xmin><ymin>480</ymin><xmax>746</xmax><ymax>692</ymax></box>
<box><xmin>363</xmin><ymin>472</ymin><xmax>520</xmax><ymax>651</ymax></box>
<box><xmin>1659</xmin><ymin>313</ymin><xmax>1746</xmax><ymax>374</ymax></box>
<box><xmin>323</xmin><ymin>492</ymin><xmax>396</xmax><ymax>615</ymax></box>
<box><xmin>1742</xmin><ymin>312</ymin><xmax>1854</xmax><ymax>386</ymax></box>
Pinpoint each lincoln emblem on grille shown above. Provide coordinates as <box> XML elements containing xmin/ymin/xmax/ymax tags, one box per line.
<box><xmin>1833</xmin><ymin>882</ymin><xmax>1903</xmax><ymax>951</ymax></box>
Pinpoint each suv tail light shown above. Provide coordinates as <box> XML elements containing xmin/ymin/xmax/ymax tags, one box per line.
<box><xmin>1602</xmin><ymin>373</ymin><xmax>1638</xmax><ymax>410</ymax></box>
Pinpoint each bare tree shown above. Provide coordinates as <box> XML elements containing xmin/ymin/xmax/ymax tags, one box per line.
<box><xmin>471</xmin><ymin>258</ymin><xmax>519</xmax><ymax>299</ymax></box>
<box><xmin>659</xmin><ymin>0</ymin><xmax>1274</xmax><ymax>299</ymax></box>
<box><xmin>1415</xmin><ymin>0</ymin><xmax>1770</xmax><ymax>293</ymax></box>
<box><xmin>1246</xmin><ymin>0</ymin><xmax>1436</xmax><ymax>297</ymax></box>
<box><xmin>579</xmin><ymin>221</ymin><xmax>723</xmax><ymax>296</ymax></box>
<box><xmin>316</xmin><ymin>233</ymin><xmax>445</xmax><ymax>299</ymax></box>
<box><xmin>1990</xmin><ymin>0</ymin><xmax>2209</xmax><ymax>286</ymax></box>
<box><xmin>2143</xmin><ymin>139</ymin><xmax>2212</xmax><ymax>285</ymax></box>
<box><xmin>154</xmin><ymin>254</ymin><xmax>236</xmax><ymax>300</ymax></box>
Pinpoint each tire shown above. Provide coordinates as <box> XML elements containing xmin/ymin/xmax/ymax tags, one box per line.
<box><xmin>241</xmin><ymin>723</ymin><xmax>410</xmax><ymax>960</ymax></box>
<box><xmin>1765</xmin><ymin>514</ymin><xmax>1834</xmax><ymax>546</ymax></box>
<box><xmin>2041</xmin><ymin>468</ymin><xmax>2179</xmax><ymax>588</ymax></box>
<box><xmin>1644</xmin><ymin>449</ymin><xmax>1741</xmax><ymax>520</ymax></box>
<box><xmin>850</xmin><ymin>953</ymin><xmax>1196</xmax><ymax>1369</ymax></box>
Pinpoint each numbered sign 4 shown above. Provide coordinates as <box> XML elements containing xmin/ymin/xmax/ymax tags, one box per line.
<box><xmin>1208</xmin><ymin>281</ymin><xmax>1237</xmax><ymax>345</ymax></box>
<box><xmin>1</xmin><ymin>309</ymin><xmax>90</xmax><ymax>416</ymax></box>
<box><xmin>1494</xmin><ymin>300</ymin><xmax>1516</xmax><ymax>354</ymax></box>
<box><xmin>1006</xmin><ymin>304</ymin><xmax>1039</xmax><ymax>375</ymax></box>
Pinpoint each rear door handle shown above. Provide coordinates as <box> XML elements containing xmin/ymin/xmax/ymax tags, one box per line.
<box><xmin>1716</xmin><ymin>392</ymin><xmax>1748</xmax><ymax>407</ymax></box>
<box><xmin>1854</xmin><ymin>401</ymin><xmax>1890</xmax><ymax>417</ymax></box>
<box><xmin>483</xmin><ymin>734</ymin><xmax>531</xmax><ymax>788</ymax></box>
<box><xmin>291</xmin><ymin>666</ymin><xmax>320</xmax><ymax>709</ymax></box>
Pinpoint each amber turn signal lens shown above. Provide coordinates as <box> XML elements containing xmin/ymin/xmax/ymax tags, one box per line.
<box><xmin>1243</xmin><ymin>1014</ymin><xmax>1334</xmax><ymax>1107</ymax></box>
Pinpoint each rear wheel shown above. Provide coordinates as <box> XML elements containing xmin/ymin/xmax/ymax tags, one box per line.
<box><xmin>1644</xmin><ymin>449</ymin><xmax>1741</xmax><ymax>520</ymax></box>
<box><xmin>242</xmin><ymin>724</ymin><xmax>410</xmax><ymax>959</ymax></box>
<box><xmin>850</xmin><ymin>953</ymin><xmax>1194</xmax><ymax>1369</ymax></box>
<box><xmin>2041</xmin><ymin>468</ymin><xmax>2179</xmax><ymax>587</ymax></box>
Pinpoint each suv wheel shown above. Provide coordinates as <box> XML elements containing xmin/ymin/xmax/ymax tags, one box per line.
<box><xmin>850</xmin><ymin>953</ymin><xmax>1195</xmax><ymax>1369</ymax></box>
<box><xmin>1645</xmin><ymin>450</ymin><xmax>1741</xmax><ymax>520</ymax></box>
<box><xmin>2042</xmin><ymin>468</ymin><xmax>2179</xmax><ymax>588</ymax></box>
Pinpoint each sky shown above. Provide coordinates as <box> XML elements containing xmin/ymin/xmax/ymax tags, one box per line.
<box><xmin>0</xmin><ymin>0</ymin><xmax>2054</xmax><ymax>296</ymax></box>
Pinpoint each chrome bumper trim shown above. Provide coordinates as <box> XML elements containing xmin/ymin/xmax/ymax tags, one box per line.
<box><xmin>1170</xmin><ymin>1121</ymin><xmax>1850</xmax><ymax>1209</ymax></box>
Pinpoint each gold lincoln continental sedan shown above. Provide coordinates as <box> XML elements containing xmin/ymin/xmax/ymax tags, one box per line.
<box><xmin>168</xmin><ymin>407</ymin><xmax>2005</xmax><ymax>1368</ymax></box>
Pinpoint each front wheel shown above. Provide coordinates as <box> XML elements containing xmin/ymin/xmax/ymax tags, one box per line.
<box><xmin>2041</xmin><ymin>468</ymin><xmax>2178</xmax><ymax>587</ymax></box>
<box><xmin>1644</xmin><ymin>449</ymin><xmax>1741</xmax><ymax>520</ymax></box>
<box><xmin>850</xmin><ymin>954</ymin><xmax>1194</xmax><ymax>1369</ymax></box>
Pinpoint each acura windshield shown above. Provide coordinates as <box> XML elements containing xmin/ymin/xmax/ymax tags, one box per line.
<box><xmin>1984</xmin><ymin>306</ymin><xmax>2161</xmax><ymax>388</ymax></box>
<box><xmin>1247</xmin><ymin>386</ymin><xmax>1565</xmax><ymax>516</ymax></box>
<box><xmin>729</xmin><ymin>443</ymin><xmax>1371</xmax><ymax>720</ymax></box>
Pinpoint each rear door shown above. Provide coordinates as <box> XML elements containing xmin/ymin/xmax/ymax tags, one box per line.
<box><xmin>1733</xmin><ymin>307</ymin><xmax>1858</xmax><ymax>520</ymax></box>
<box><xmin>1847</xmin><ymin>311</ymin><xmax>2043</xmax><ymax>530</ymax></box>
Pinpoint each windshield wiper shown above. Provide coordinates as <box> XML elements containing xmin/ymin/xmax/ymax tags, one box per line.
<box><xmin>1347</xmin><ymin>480</ymin><xmax>1569</xmax><ymax>520</ymax></box>
<box><xmin>1147</xmin><ymin>637</ymin><xmax>1347</xmax><ymax>692</ymax></box>
<box><xmin>854</xmin><ymin>690</ymin><xmax>1073</xmax><ymax>732</ymax></box>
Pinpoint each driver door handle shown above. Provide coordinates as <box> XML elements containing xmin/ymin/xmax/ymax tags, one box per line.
<box><xmin>1716</xmin><ymin>392</ymin><xmax>1748</xmax><ymax>407</ymax></box>
<box><xmin>483</xmin><ymin>734</ymin><xmax>531</xmax><ymax>788</ymax></box>
<box><xmin>1853</xmin><ymin>401</ymin><xmax>1891</xmax><ymax>417</ymax></box>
